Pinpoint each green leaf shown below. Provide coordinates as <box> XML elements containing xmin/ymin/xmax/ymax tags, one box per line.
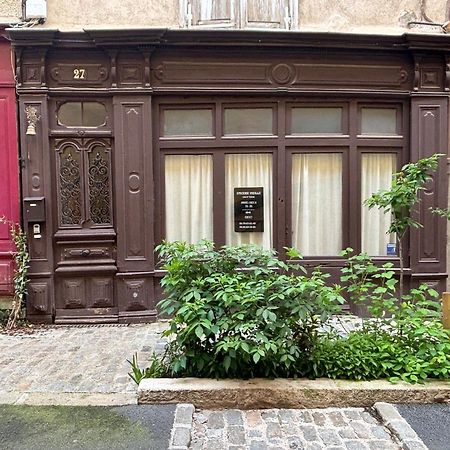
<box><xmin>195</xmin><ymin>325</ymin><xmax>204</xmax><ymax>339</ymax></box>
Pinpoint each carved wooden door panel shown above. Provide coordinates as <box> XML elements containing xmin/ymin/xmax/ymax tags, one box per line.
<box><xmin>52</xmin><ymin>137</ymin><xmax>117</xmax><ymax>323</ymax></box>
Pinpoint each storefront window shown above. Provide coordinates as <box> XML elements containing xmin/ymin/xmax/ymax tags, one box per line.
<box><xmin>361</xmin><ymin>108</ymin><xmax>397</xmax><ymax>135</ymax></box>
<box><xmin>224</xmin><ymin>108</ymin><xmax>273</xmax><ymax>135</ymax></box>
<box><xmin>291</xmin><ymin>107</ymin><xmax>342</xmax><ymax>134</ymax></box>
<box><xmin>291</xmin><ymin>153</ymin><xmax>342</xmax><ymax>256</ymax></box>
<box><xmin>165</xmin><ymin>154</ymin><xmax>213</xmax><ymax>243</ymax></box>
<box><xmin>163</xmin><ymin>109</ymin><xmax>213</xmax><ymax>137</ymax></box>
<box><xmin>361</xmin><ymin>153</ymin><xmax>396</xmax><ymax>256</ymax></box>
<box><xmin>225</xmin><ymin>153</ymin><xmax>273</xmax><ymax>249</ymax></box>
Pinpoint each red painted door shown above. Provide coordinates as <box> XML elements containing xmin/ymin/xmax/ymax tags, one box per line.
<box><xmin>0</xmin><ymin>36</ymin><xmax>19</xmax><ymax>297</ymax></box>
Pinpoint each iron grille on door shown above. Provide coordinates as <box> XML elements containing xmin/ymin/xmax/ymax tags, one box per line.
<box><xmin>55</xmin><ymin>138</ymin><xmax>113</xmax><ymax>228</ymax></box>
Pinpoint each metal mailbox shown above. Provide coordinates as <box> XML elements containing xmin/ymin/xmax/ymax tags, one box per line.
<box><xmin>23</xmin><ymin>197</ymin><xmax>46</xmax><ymax>222</ymax></box>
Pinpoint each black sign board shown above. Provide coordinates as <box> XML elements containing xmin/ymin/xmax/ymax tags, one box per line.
<box><xmin>234</xmin><ymin>187</ymin><xmax>264</xmax><ymax>232</ymax></box>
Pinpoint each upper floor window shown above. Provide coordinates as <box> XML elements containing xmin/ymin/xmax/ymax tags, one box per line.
<box><xmin>181</xmin><ymin>0</ymin><xmax>298</xmax><ymax>30</ymax></box>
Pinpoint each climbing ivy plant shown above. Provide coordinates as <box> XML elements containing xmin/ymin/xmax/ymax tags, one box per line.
<box><xmin>0</xmin><ymin>217</ymin><xmax>29</xmax><ymax>329</ymax></box>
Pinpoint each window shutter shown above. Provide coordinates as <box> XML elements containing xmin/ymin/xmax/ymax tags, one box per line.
<box><xmin>241</xmin><ymin>0</ymin><xmax>294</xmax><ymax>29</ymax></box>
<box><xmin>188</xmin><ymin>0</ymin><xmax>237</xmax><ymax>28</ymax></box>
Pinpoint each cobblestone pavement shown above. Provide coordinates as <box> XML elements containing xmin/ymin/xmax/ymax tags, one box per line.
<box><xmin>190</xmin><ymin>408</ymin><xmax>401</xmax><ymax>450</ymax></box>
<box><xmin>0</xmin><ymin>323</ymin><xmax>167</xmax><ymax>396</ymax></box>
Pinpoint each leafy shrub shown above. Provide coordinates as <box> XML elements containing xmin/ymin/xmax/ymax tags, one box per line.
<box><xmin>311</xmin><ymin>250</ymin><xmax>450</xmax><ymax>383</ymax></box>
<box><xmin>130</xmin><ymin>243</ymin><xmax>449</xmax><ymax>384</ymax></box>
<box><xmin>127</xmin><ymin>353</ymin><xmax>169</xmax><ymax>384</ymax></box>
<box><xmin>156</xmin><ymin>241</ymin><xmax>344</xmax><ymax>378</ymax></box>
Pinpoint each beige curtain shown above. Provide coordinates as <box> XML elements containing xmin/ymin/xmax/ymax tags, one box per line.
<box><xmin>361</xmin><ymin>153</ymin><xmax>396</xmax><ymax>255</ymax></box>
<box><xmin>225</xmin><ymin>153</ymin><xmax>273</xmax><ymax>249</ymax></box>
<box><xmin>292</xmin><ymin>153</ymin><xmax>342</xmax><ymax>255</ymax></box>
<box><xmin>165</xmin><ymin>154</ymin><xmax>213</xmax><ymax>243</ymax></box>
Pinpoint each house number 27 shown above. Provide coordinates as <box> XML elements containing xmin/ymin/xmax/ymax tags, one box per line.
<box><xmin>73</xmin><ymin>68</ymin><xmax>86</xmax><ymax>79</ymax></box>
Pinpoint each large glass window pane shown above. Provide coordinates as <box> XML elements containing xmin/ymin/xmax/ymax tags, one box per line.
<box><xmin>291</xmin><ymin>107</ymin><xmax>342</xmax><ymax>134</ymax></box>
<box><xmin>58</xmin><ymin>102</ymin><xmax>82</xmax><ymax>127</ymax></box>
<box><xmin>165</xmin><ymin>155</ymin><xmax>213</xmax><ymax>243</ymax></box>
<box><xmin>361</xmin><ymin>108</ymin><xmax>397</xmax><ymax>135</ymax></box>
<box><xmin>58</xmin><ymin>102</ymin><xmax>107</xmax><ymax>127</ymax></box>
<box><xmin>163</xmin><ymin>109</ymin><xmax>213</xmax><ymax>137</ymax></box>
<box><xmin>82</xmin><ymin>102</ymin><xmax>107</xmax><ymax>127</ymax></box>
<box><xmin>292</xmin><ymin>153</ymin><xmax>342</xmax><ymax>255</ymax></box>
<box><xmin>224</xmin><ymin>108</ymin><xmax>273</xmax><ymax>135</ymax></box>
<box><xmin>226</xmin><ymin>154</ymin><xmax>273</xmax><ymax>249</ymax></box>
<box><xmin>361</xmin><ymin>153</ymin><xmax>396</xmax><ymax>256</ymax></box>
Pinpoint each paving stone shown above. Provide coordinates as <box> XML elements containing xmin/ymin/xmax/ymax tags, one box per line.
<box><xmin>345</xmin><ymin>441</ymin><xmax>369</xmax><ymax>450</ymax></box>
<box><xmin>361</xmin><ymin>411</ymin><xmax>378</xmax><ymax>425</ymax></box>
<box><xmin>318</xmin><ymin>428</ymin><xmax>342</xmax><ymax>446</ymax></box>
<box><xmin>368</xmin><ymin>440</ymin><xmax>399</xmax><ymax>450</ymax></box>
<box><xmin>246</xmin><ymin>410</ymin><xmax>263</xmax><ymax>427</ymax></box>
<box><xmin>261</xmin><ymin>410</ymin><xmax>279</xmax><ymax>420</ymax></box>
<box><xmin>344</xmin><ymin>410</ymin><xmax>364</xmax><ymax>421</ymax></box>
<box><xmin>266</xmin><ymin>422</ymin><xmax>283</xmax><ymax>439</ymax></box>
<box><xmin>298</xmin><ymin>411</ymin><xmax>313</xmax><ymax>423</ymax></box>
<box><xmin>287</xmin><ymin>436</ymin><xmax>304</xmax><ymax>449</ymax></box>
<box><xmin>387</xmin><ymin>420</ymin><xmax>418</xmax><ymax>440</ymax></box>
<box><xmin>175</xmin><ymin>404</ymin><xmax>195</xmax><ymax>425</ymax></box>
<box><xmin>329</xmin><ymin>411</ymin><xmax>347</xmax><ymax>427</ymax></box>
<box><xmin>171</xmin><ymin>426</ymin><xmax>191</xmax><ymax>447</ymax></box>
<box><xmin>279</xmin><ymin>409</ymin><xmax>296</xmax><ymax>422</ymax></box>
<box><xmin>0</xmin><ymin>323</ymin><xmax>164</xmax><ymax>397</ymax></box>
<box><xmin>370</xmin><ymin>425</ymin><xmax>391</xmax><ymax>440</ymax></box>
<box><xmin>249</xmin><ymin>440</ymin><xmax>268</xmax><ymax>450</ymax></box>
<box><xmin>402</xmin><ymin>440</ymin><xmax>428</xmax><ymax>450</ymax></box>
<box><xmin>312</xmin><ymin>412</ymin><xmax>327</xmax><ymax>426</ymax></box>
<box><xmin>205</xmin><ymin>428</ymin><xmax>223</xmax><ymax>438</ymax></box>
<box><xmin>305</xmin><ymin>443</ymin><xmax>323</xmax><ymax>450</ymax></box>
<box><xmin>248</xmin><ymin>429</ymin><xmax>263</xmax><ymax>438</ymax></box>
<box><xmin>299</xmin><ymin>424</ymin><xmax>319</xmax><ymax>441</ymax></box>
<box><xmin>338</xmin><ymin>428</ymin><xmax>358</xmax><ymax>439</ymax></box>
<box><xmin>349</xmin><ymin>421</ymin><xmax>372</xmax><ymax>439</ymax></box>
<box><xmin>191</xmin><ymin>408</ymin><xmax>401</xmax><ymax>450</ymax></box>
<box><xmin>226</xmin><ymin>409</ymin><xmax>244</xmax><ymax>426</ymax></box>
<box><xmin>227</xmin><ymin>426</ymin><xmax>246</xmax><ymax>445</ymax></box>
<box><xmin>207</xmin><ymin>411</ymin><xmax>225</xmax><ymax>429</ymax></box>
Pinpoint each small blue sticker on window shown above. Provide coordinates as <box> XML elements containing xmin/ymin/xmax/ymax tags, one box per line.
<box><xmin>386</xmin><ymin>243</ymin><xmax>397</xmax><ymax>256</ymax></box>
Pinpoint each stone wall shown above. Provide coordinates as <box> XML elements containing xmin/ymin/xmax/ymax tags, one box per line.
<box><xmin>42</xmin><ymin>0</ymin><xmax>449</xmax><ymax>32</ymax></box>
<box><xmin>0</xmin><ymin>0</ymin><xmax>21</xmax><ymax>24</ymax></box>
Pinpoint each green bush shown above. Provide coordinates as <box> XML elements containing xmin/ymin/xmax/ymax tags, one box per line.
<box><xmin>312</xmin><ymin>250</ymin><xmax>450</xmax><ymax>383</ymax></box>
<box><xmin>130</xmin><ymin>243</ymin><xmax>450</xmax><ymax>384</ymax></box>
<box><xmin>156</xmin><ymin>241</ymin><xmax>344</xmax><ymax>378</ymax></box>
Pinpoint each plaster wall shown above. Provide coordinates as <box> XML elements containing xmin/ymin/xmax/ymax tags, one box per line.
<box><xmin>299</xmin><ymin>0</ymin><xmax>448</xmax><ymax>33</ymax></box>
<box><xmin>0</xmin><ymin>0</ymin><xmax>21</xmax><ymax>24</ymax></box>
<box><xmin>42</xmin><ymin>0</ymin><xmax>449</xmax><ymax>32</ymax></box>
<box><xmin>44</xmin><ymin>0</ymin><xmax>179</xmax><ymax>29</ymax></box>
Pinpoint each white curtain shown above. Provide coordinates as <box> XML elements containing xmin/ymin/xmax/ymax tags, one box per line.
<box><xmin>292</xmin><ymin>153</ymin><xmax>342</xmax><ymax>255</ymax></box>
<box><xmin>165</xmin><ymin>155</ymin><xmax>213</xmax><ymax>243</ymax></box>
<box><xmin>225</xmin><ymin>154</ymin><xmax>273</xmax><ymax>249</ymax></box>
<box><xmin>361</xmin><ymin>153</ymin><xmax>396</xmax><ymax>255</ymax></box>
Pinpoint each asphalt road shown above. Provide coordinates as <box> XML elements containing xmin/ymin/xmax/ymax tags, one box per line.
<box><xmin>0</xmin><ymin>404</ymin><xmax>176</xmax><ymax>450</ymax></box>
<box><xmin>396</xmin><ymin>403</ymin><xmax>450</xmax><ymax>450</ymax></box>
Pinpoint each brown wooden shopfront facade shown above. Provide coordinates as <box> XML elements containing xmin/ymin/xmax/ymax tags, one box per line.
<box><xmin>9</xmin><ymin>29</ymin><xmax>449</xmax><ymax>323</ymax></box>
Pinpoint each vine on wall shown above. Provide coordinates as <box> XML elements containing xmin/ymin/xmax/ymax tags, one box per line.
<box><xmin>0</xmin><ymin>217</ymin><xmax>29</xmax><ymax>329</ymax></box>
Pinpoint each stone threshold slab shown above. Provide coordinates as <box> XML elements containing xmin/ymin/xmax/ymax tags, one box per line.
<box><xmin>138</xmin><ymin>378</ymin><xmax>450</xmax><ymax>409</ymax></box>
<box><xmin>0</xmin><ymin>391</ymin><xmax>137</xmax><ymax>406</ymax></box>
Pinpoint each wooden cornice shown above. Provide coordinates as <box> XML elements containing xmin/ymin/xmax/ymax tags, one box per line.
<box><xmin>7</xmin><ymin>27</ymin><xmax>450</xmax><ymax>53</ymax></box>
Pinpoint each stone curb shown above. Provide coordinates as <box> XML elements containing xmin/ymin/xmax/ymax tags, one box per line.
<box><xmin>0</xmin><ymin>391</ymin><xmax>137</xmax><ymax>406</ymax></box>
<box><xmin>169</xmin><ymin>403</ymin><xmax>195</xmax><ymax>450</ymax></box>
<box><xmin>373</xmin><ymin>402</ymin><xmax>428</xmax><ymax>450</ymax></box>
<box><xmin>138</xmin><ymin>378</ymin><xmax>450</xmax><ymax>409</ymax></box>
